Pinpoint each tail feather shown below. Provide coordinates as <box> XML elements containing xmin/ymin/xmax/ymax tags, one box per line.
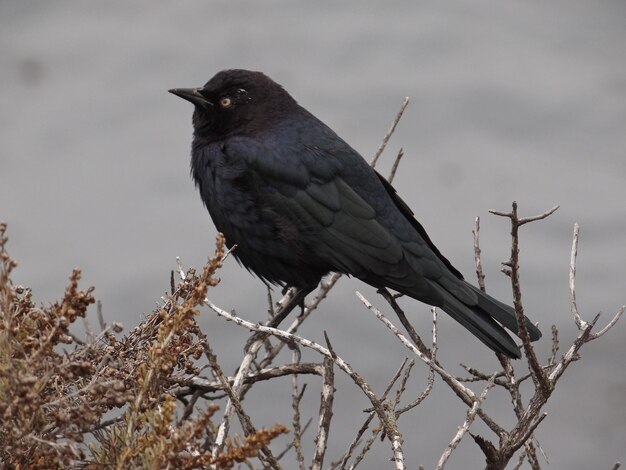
<box><xmin>441</xmin><ymin>292</ymin><xmax>522</xmax><ymax>359</ymax></box>
<box><xmin>427</xmin><ymin>280</ymin><xmax>542</xmax><ymax>358</ymax></box>
<box><xmin>390</xmin><ymin>274</ymin><xmax>542</xmax><ymax>358</ymax></box>
<box><xmin>468</xmin><ymin>284</ymin><xmax>542</xmax><ymax>341</ymax></box>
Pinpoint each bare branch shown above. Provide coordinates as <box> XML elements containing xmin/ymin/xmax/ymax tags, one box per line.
<box><xmin>518</xmin><ymin>205</ymin><xmax>560</xmax><ymax>225</ymax></box>
<box><xmin>275</xmin><ymin>419</ymin><xmax>313</xmax><ymax>462</ymax></box>
<box><xmin>549</xmin><ymin>325</ymin><xmax>559</xmax><ymax>366</ymax></box>
<box><xmin>376</xmin><ymin>288</ymin><xmax>506</xmax><ymax>437</ymax></box>
<box><xmin>490</xmin><ymin>201</ymin><xmax>551</xmax><ymax>394</ymax></box>
<box><xmin>370</xmin><ymin>97</ymin><xmax>410</xmax><ymax>168</ymax></box>
<box><xmin>547</xmin><ymin>314</ymin><xmax>600</xmax><ymax>383</ymax></box>
<box><xmin>497</xmin><ymin>355</ymin><xmax>541</xmax><ymax>468</ymax></box>
<box><xmin>211</xmin><ymin>287</ymin><xmax>310</xmax><ymax>458</ymax></box>
<box><xmin>472</xmin><ymin>216</ymin><xmax>487</xmax><ymax>292</ymax></box>
<box><xmin>204</xmin><ymin>341</ymin><xmax>280</xmax><ymax>469</ymax></box>
<box><xmin>377</xmin><ymin>288</ymin><xmax>429</xmax><ymax>354</ymax></box>
<box><xmin>175</xmin><ymin>256</ymin><xmax>186</xmax><ymax>280</ymax></box>
<box><xmin>339</xmin><ymin>358</ymin><xmax>410</xmax><ymax>469</ymax></box>
<box><xmin>337</xmin><ymin>414</ymin><xmax>374</xmax><ymax>469</ymax></box>
<box><xmin>179</xmin><ymin>363</ymin><xmax>323</xmax><ymax>394</ymax></box>
<box><xmin>356</xmin><ymin>292</ymin><xmax>477</xmax><ymax>400</ymax></box>
<box><xmin>388</xmin><ymin>148</ymin><xmax>404</xmax><ymax>183</ymax></box>
<box><xmin>567</xmin><ymin>222</ymin><xmax>624</xmax><ymax>340</ymax></box>
<box><xmin>569</xmin><ymin>223</ymin><xmax>588</xmax><ymax>330</ymax></box>
<box><xmin>430</xmin><ymin>306</ymin><xmax>438</xmax><ymax>361</ymax></box>
<box><xmin>590</xmin><ymin>305</ymin><xmax>625</xmax><ymax>340</ymax></box>
<box><xmin>437</xmin><ymin>375</ymin><xmax>497</xmax><ymax>469</ymax></box>
<box><xmin>391</xmin><ymin>432</ymin><xmax>405</xmax><ymax>470</ymax></box>
<box><xmin>396</xmin><ymin>368</ymin><xmax>433</xmax><ymax>416</ymax></box>
<box><xmin>488</xmin><ymin>204</ymin><xmax>559</xmax><ymax>222</ymax></box>
<box><xmin>509</xmin><ymin>413</ymin><xmax>548</xmax><ymax>455</ymax></box>
<box><xmin>254</xmin><ymin>273</ymin><xmax>343</xmax><ymax>374</ymax></box>
<box><xmin>291</xmin><ymin>352</ymin><xmax>306</xmax><ymax>470</ymax></box>
<box><xmin>311</xmin><ymin>357</ymin><xmax>335</xmax><ymax>470</ymax></box>
<box><xmin>389</xmin><ymin>358</ymin><xmax>412</xmax><ymax>405</ymax></box>
<box><xmin>208</xmin><ymin>301</ymin><xmax>401</xmax><ymax>449</ymax></box>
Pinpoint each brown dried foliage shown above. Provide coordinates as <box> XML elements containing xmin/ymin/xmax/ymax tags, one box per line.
<box><xmin>0</xmin><ymin>223</ymin><xmax>288</xmax><ymax>469</ymax></box>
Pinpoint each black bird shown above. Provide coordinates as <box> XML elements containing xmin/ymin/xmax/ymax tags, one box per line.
<box><xmin>169</xmin><ymin>69</ymin><xmax>541</xmax><ymax>358</ymax></box>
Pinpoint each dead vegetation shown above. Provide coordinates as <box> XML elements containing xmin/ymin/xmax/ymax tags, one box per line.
<box><xmin>0</xmin><ymin>223</ymin><xmax>286</xmax><ymax>469</ymax></box>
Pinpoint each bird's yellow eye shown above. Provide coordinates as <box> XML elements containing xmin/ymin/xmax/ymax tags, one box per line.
<box><xmin>220</xmin><ymin>96</ymin><xmax>232</xmax><ymax>108</ymax></box>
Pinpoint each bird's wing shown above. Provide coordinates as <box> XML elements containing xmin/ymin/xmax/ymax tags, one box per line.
<box><xmin>224</xmin><ymin>120</ymin><xmax>539</xmax><ymax>357</ymax></box>
<box><xmin>224</xmin><ymin>127</ymin><xmax>463</xmax><ymax>306</ymax></box>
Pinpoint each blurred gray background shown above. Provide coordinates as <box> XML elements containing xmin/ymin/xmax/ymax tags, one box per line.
<box><xmin>1</xmin><ymin>1</ymin><xmax>625</xmax><ymax>468</ymax></box>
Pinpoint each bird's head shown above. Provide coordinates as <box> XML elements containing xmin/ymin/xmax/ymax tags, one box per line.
<box><xmin>169</xmin><ymin>69</ymin><xmax>298</xmax><ymax>141</ymax></box>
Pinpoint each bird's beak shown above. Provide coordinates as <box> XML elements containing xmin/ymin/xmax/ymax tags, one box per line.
<box><xmin>168</xmin><ymin>87</ymin><xmax>214</xmax><ymax>108</ymax></box>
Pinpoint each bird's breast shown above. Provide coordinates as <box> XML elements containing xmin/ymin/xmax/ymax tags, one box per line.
<box><xmin>190</xmin><ymin>143</ymin><xmax>328</xmax><ymax>287</ymax></box>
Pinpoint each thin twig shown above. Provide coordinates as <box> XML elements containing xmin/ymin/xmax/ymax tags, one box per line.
<box><xmin>430</xmin><ymin>306</ymin><xmax>438</xmax><ymax>361</ymax></box>
<box><xmin>388</xmin><ymin>148</ymin><xmax>404</xmax><ymax>183</ymax></box>
<box><xmin>204</xmin><ymin>341</ymin><xmax>281</xmax><ymax>469</ymax></box>
<box><xmin>518</xmin><ymin>206</ymin><xmax>560</xmax><ymax>225</ymax></box>
<box><xmin>498</xmin><ymin>355</ymin><xmax>541</xmax><ymax>468</ymax></box>
<box><xmin>208</xmin><ymin>302</ymin><xmax>400</xmax><ymax>446</ymax></box>
<box><xmin>549</xmin><ymin>325</ymin><xmax>559</xmax><ymax>366</ymax></box>
<box><xmin>356</xmin><ymin>292</ymin><xmax>477</xmax><ymax>400</ymax></box>
<box><xmin>376</xmin><ymin>288</ymin><xmax>505</xmax><ymax>437</ymax></box>
<box><xmin>179</xmin><ymin>362</ymin><xmax>323</xmax><ymax>394</ymax></box>
<box><xmin>473</xmin><ymin>216</ymin><xmax>486</xmax><ymax>292</ymax></box>
<box><xmin>436</xmin><ymin>374</ymin><xmax>497</xmax><ymax>469</ymax></box>
<box><xmin>312</xmin><ymin>357</ymin><xmax>335</xmax><ymax>470</ymax></box>
<box><xmin>547</xmin><ymin>314</ymin><xmax>600</xmax><ymax>383</ymax></box>
<box><xmin>370</xmin><ymin>97</ymin><xmax>410</xmax><ymax>168</ymax></box>
<box><xmin>275</xmin><ymin>419</ymin><xmax>313</xmax><ymax>461</ymax></box>
<box><xmin>590</xmin><ymin>305</ymin><xmax>625</xmax><ymax>340</ymax></box>
<box><xmin>291</xmin><ymin>351</ymin><xmax>306</xmax><ymax>470</ymax></box>
<box><xmin>338</xmin><ymin>414</ymin><xmax>374</xmax><ymax>469</ymax></box>
<box><xmin>211</xmin><ymin>287</ymin><xmax>309</xmax><ymax>459</ymax></box>
<box><xmin>254</xmin><ymin>274</ymin><xmax>342</xmax><ymax>375</ymax></box>
<box><xmin>395</xmin><ymin>367</ymin><xmax>433</xmax><ymax>416</ymax></box>
<box><xmin>393</xmin><ymin>360</ymin><xmax>415</xmax><ymax>412</ymax></box>
<box><xmin>567</xmin><ymin>222</ymin><xmax>624</xmax><ymax>341</ymax></box>
<box><xmin>97</xmin><ymin>299</ymin><xmax>105</xmax><ymax>331</ymax></box>
<box><xmin>489</xmin><ymin>202</ymin><xmax>552</xmax><ymax>394</ymax></box>
<box><xmin>377</xmin><ymin>288</ymin><xmax>429</xmax><ymax>353</ymax></box>
<box><xmin>569</xmin><ymin>223</ymin><xmax>588</xmax><ymax>329</ymax></box>
<box><xmin>340</xmin><ymin>359</ymin><xmax>410</xmax><ymax>469</ymax></box>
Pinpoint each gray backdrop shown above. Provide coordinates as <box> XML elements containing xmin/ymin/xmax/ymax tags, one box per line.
<box><xmin>1</xmin><ymin>1</ymin><xmax>625</xmax><ymax>468</ymax></box>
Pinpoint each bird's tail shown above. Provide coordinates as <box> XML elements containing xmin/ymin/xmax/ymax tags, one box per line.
<box><xmin>467</xmin><ymin>284</ymin><xmax>542</xmax><ymax>341</ymax></box>
<box><xmin>439</xmin><ymin>283</ymin><xmax>541</xmax><ymax>359</ymax></box>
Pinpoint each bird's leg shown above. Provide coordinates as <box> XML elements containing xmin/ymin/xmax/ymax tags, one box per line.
<box><xmin>244</xmin><ymin>287</ymin><xmax>312</xmax><ymax>351</ymax></box>
<box><xmin>268</xmin><ymin>286</ymin><xmax>311</xmax><ymax>328</ymax></box>
<box><xmin>299</xmin><ymin>295</ymin><xmax>306</xmax><ymax>316</ymax></box>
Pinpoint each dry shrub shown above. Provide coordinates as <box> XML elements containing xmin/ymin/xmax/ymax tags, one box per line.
<box><xmin>0</xmin><ymin>222</ymin><xmax>288</xmax><ymax>469</ymax></box>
